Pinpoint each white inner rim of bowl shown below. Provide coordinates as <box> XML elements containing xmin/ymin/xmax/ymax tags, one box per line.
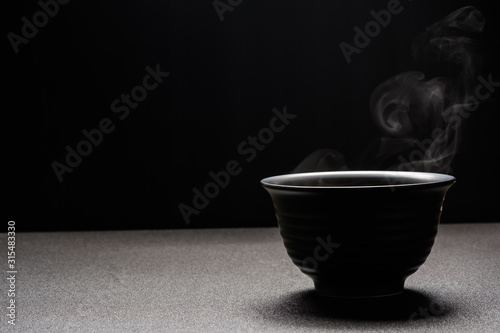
<box><xmin>261</xmin><ymin>171</ymin><xmax>456</xmax><ymax>189</ymax></box>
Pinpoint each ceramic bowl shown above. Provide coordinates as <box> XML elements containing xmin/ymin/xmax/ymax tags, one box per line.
<box><xmin>261</xmin><ymin>171</ymin><xmax>455</xmax><ymax>297</ymax></box>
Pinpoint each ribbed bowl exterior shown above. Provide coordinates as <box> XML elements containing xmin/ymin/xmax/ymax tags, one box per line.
<box><xmin>263</xmin><ymin>173</ymin><xmax>454</xmax><ymax>297</ymax></box>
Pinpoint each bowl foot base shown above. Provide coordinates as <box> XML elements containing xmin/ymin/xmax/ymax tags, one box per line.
<box><xmin>314</xmin><ymin>280</ymin><xmax>405</xmax><ymax>298</ymax></box>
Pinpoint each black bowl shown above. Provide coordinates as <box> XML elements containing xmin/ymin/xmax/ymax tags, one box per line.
<box><xmin>261</xmin><ymin>171</ymin><xmax>455</xmax><ymax>297</ymax></box>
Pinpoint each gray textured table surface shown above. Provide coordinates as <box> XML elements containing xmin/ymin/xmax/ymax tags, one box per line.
<box><xmin>1</xmin><ymin>223</ymin><xmax>499</xmax><ymax>332</ymax></box>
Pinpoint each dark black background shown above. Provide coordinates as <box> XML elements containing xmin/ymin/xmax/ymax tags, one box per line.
<box><xmin>5</xmin><ymin>0</ymin><xmax>499</xmax><ymax>231</ymax></box>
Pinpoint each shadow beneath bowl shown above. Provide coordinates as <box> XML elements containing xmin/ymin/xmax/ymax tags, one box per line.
<box><xmin>252</xmin><ymin>288</ymin><xmax>453</xmax><ymax>328</ymax></box>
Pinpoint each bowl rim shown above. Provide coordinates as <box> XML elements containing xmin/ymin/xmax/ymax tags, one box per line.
<box><xmin>260</xmin><ymin>170</ymin><xmax>456</xmax><ymax>190</ymax></box>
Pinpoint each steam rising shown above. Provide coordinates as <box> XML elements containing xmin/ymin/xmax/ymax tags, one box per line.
<box><xmin>291</xmin><ymin>148</ymin><xmax>347</xmax><ymax>173</ymax></box>
<box><xmin>293</xmin><ymin>6</ymin><xmax>485</xmax><ymax>174</ymax></box>
<box><xmin>371</xmin><ymin>6</ymin><xmax>484</xmax><ymax>173</ymax></box>
<box><xmin>370</xmin><ymin>72</ymin><xmax>447</xmax><ymax>138</ymax></box>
